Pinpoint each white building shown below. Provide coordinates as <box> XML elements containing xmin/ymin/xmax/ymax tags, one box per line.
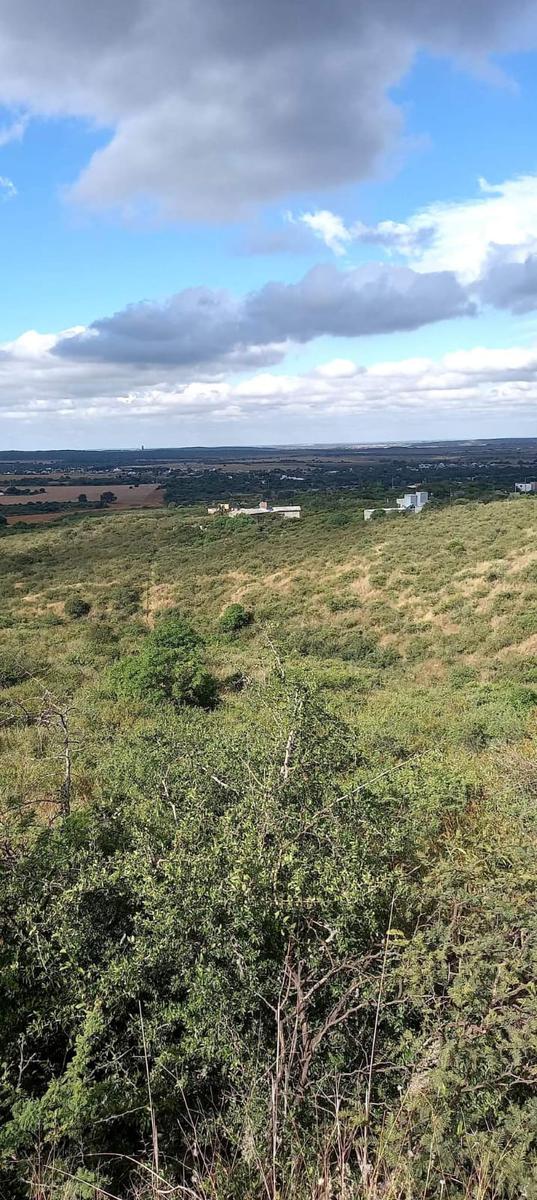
<box><xmin>364</xmin><ymin>489</ymin><xmax>429</xmax><ymax>522</ymax></box>
<box><xmin>515</xmin><ymin>482</ymin><xmax>537</xmax><ymax>493</ymax></box>
<box><xmin>396</xmin><ymin>489</ymin><xmax>429</xmax><ymax>511</ymax></box>
<box><xmin>209</xmin><ymin>500</ymin><xmax>301</xmax><ymax>519</ymax></box>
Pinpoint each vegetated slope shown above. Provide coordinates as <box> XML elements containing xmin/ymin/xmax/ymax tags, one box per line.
<box><xmin>0</xmin><ymin>498</ymin><xmax>537</xmax><ymax>1198</ymax></box>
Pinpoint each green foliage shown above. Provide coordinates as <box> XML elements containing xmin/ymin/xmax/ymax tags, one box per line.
<box><xmin>64</xmin><ymin>596</ymin><xmax>91</xmax><ymax>619</ymax></box>
<box><xmin>0</xmin><ymin>683</ymin><xmax>536</xmax><ymax>1197</ymax></box>
<box><xmin>110</xmin><ymin>612</ymin><xmax>218</xmax><ymax>709</ymax></box>
<box><xmin>111</xmin><ymin>584</ymin><xmax>141</xmax><ymax>614</ymax></box>
<box><xmin>219</xmin><ymin>602</ymin><xmax>253</xmax><ymax>633</ymax></box>
<box><xmin>1</xmin><ymin>497</ymin><xmax>537</xmax><ymax>1196</ymax></box>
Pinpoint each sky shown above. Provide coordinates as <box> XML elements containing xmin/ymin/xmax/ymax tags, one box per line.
<box><xmin>2</xmin><ymin>2</ymin><xmax>537</xmax><ymax>448</ymax></box>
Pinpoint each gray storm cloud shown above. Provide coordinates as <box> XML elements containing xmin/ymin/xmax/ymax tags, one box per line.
<box><xmin>0</xmin><ymin>0</ymin><xmax>535</xmax><ymax>217</ymax></box>
<box><xmin>53</xmin><ymin>264</ymin><xmax>474</xmax><ymax>368</ymax></box>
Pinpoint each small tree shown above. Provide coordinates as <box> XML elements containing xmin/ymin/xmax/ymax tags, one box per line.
<box><xmin>110</xmin><ymin>613</ymin><xmax>218</xmax><ymax>709</ymax></box>
<box><xmin>64</xmin><ymin>596</ymin><xmax>91</xmax><ymax>619</ymax></box>
<box><xmin>100</xmin><ymin>491</ymin><xmax>117</xmax><ymax>506</ymax></box>
<box><xmin>219</xmin><ymin>603</ymin><xmax>253</xmax><ymax>634</ymax></box>
<box><xmin>78</xmin><ymin>493</ymin><xmax>88</xmax><ymax>505</ymax></box>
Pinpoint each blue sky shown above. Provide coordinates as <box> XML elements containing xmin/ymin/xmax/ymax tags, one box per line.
<box><xmin>1</xmin><ymin>2</ymin><xmax>537</xmax><ymax>447</ymax></box>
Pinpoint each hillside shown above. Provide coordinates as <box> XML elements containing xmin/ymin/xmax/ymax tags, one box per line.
<box><xmin>2</xmin><ymin>496</ymin><xmax>537</xmax><ymax>751</ymax></box>
<box><xmin>1</xmin><ymin>498</ymin><xmax>537</xmax><ymax>1198</ymax></box>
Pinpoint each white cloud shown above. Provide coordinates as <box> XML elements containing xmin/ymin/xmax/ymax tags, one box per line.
<box><xmin>0</xmin><ymin>175</ymin><xmax>16</xmax><ymax>199</ymax></box>
<box><xmin>296</xmin><ymin>211</ymin><xmax>354</xmax><ymax>256</ymax></box>
<box><xmin>295</xmin><ymin>174</ymin><xmax>537</xmax><ymax>283</ymax></box>
<box><xmin>315</xmin><ymin>359</ymin><xmax>360</xmax><ymax>378</ymax></box>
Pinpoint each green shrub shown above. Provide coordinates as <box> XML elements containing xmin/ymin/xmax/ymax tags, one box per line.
<box><xmin>326</xmin><ymin>595</ymin><xmax>358</xmax><ymax>613</ymax></box>
<box><xmin>64</xmin><ymin>596</ymin><xmax>91</xmax><ymax>619</ymax></box>
<box><xmin>219</xmin><ymin>602</ymin><xmax>253</xmax><ymax>633</ymax></box>
<box><xmin>110</xmin><ymin>613</ymin><xmax>217</xmax><ymax>709</ymax></box>
<box><xmin>111</xmin><ymin>585</ymin><xmax>141</xmax><ymax>614</ymax></box>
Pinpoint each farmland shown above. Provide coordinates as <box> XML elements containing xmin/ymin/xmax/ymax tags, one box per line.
<box><xmin>0</xmin><ymin>483</ymin><xmax>163</xmax><ymax>506</ymax></box>
<box><xmin>0</xmin><ymin>482</ymin><xmax>164</xmax><ymax>523</ymax></box>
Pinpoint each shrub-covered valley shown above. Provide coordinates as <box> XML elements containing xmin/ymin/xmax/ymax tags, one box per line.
<box><xmin>1</xmin><ymin>496</ymin><xmax>537</xmax><ymax>1198</ymax></box>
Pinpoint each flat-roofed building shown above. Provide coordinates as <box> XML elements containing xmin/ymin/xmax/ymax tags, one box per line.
<box><xmin>208</xmin><ymin>501</ymin><xmax>301</xmax><ymax>519</ymax></box>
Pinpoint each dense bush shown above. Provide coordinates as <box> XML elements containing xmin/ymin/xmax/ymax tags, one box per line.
<box><xmin>111</xmin><ymin>584</ymin><xmax>141</xmax><ymax>614</ymax></box>
<box><xmin>0</xmin><ymin>683</ymin><xmax>536</xmax><ymax>1198</ymax></box>
<box><xmin>64</xmin><ymin>596</ymin><xmax>91</xmax><ymax>619</ymax></box>
<box><xmin>219</xmin><ymin>602</ymin><xmax>253</xmax><ymax>633</ymax></box>
<box><xmin>111</xmin><ymin>612</ymin><xmax>218</xmax><ymax>709</ymax></box>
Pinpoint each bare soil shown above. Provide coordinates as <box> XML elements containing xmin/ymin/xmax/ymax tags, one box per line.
<box><xmin>0</xmin><ymin>483</ymin><xmax>163</xmax><ymax>506</ymax></box>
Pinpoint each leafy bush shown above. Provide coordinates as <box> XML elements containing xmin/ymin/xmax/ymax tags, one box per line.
<box><xmin>1</xmin><ymin>683</ymin><xmax>536</xmax><ymax>1198</ymax></box>
<box><xmin>64</xmin><ymin>596</ymin><xmax>91</xmax><ymax>619</ymax></box>
<box><xmin>111</xmin><ymin>612</ymin><xmax>217</xmax><ymax>709</ymax></box>
<box><xmin>219</xmin><ymin>602</ymin><xmax>253</xmax><ymax>633</ymax></box>
<box><xmin>111</xmin><ymin>584</ymin><xmax>141</xmax><ymax>614</ymax></box>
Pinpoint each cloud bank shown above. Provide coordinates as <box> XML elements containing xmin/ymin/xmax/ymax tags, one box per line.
<box><xmin>3</xmin><ymin>332</ymin><xmax>537</xmax><ymax>431</ymax></box>
<box><xmin>52</xmin><ymin>264</ymin><xmax>472</xmax><ymax>370</ymax></box>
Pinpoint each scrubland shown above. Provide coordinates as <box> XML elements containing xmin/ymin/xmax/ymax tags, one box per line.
<box><xmin>1</xmin><ymin>497</ymin><xmax>536</xmax><ymax>1198</ymax></box>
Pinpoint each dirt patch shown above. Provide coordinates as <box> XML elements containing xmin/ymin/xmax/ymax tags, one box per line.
<box><xmin>257</xmin><ymin>569</ymin><xmax>298</xmax><ymax>595</ymax></box>
<box><xmin>457</xmin><ymin>574</ymin><xmax>491</xmax><ymax>598</ymax></box>
<box><xmin>21</xmin><ymin>594</ymin><xmax>65</xmax><ymax>616</ymax></box>
<box><xmin>348</xmin><ymin>573</ymin><xmax>376</xmax><ymax>599</ymax></box>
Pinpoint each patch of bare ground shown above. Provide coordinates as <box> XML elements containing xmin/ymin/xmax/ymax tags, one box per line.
<box><xmin>258</xmin><ymin>568</ymin><xmax>299</xmax><ymax>594</ymax></box>
<box><xmin>347</xmin><ymin>573</ymin><xmax>377</xmax><ymax>599</ymax></box>
<box><xmin>378</xmin><ymin>632</ymin><xmax>400</xmax><ymax>648</ymax></box>
<box><xmin>223</xmin><ymin>570</ymin><xmax>258</xmax><ymax>602</ymax></box>
<box><xmin>457</xmin><ymin>574</ymin><xmax>492</xmax><ymax>598</ymax></box>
